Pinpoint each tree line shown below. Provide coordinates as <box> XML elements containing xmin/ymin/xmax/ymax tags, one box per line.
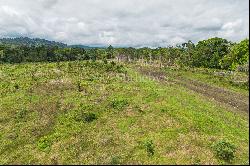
<box><xmin>0</xmin><ymin>37</ymin><xmax>248</xmax><ymax>71</ymax></box>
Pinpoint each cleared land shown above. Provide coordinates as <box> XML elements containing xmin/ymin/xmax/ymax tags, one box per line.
<box><xmin>0</xmin><ymin>61</ymin><xmax>249</xmax><ymax>165</ymax></box>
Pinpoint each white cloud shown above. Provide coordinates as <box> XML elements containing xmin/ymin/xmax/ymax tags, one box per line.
<box><xmin>218</xmin><ymin>19</ymin><xmax>246</xmax><ymax>39</ymax></box>
<box><xmin>0</xmin><ymin>0</ymin><xmax>248</xmax><ymax>47</ymax></box>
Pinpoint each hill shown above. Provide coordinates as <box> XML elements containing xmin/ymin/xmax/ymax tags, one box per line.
<box><xmin>0</xmin><ymin>37</ymin><xmax>67</xmax><ymax>47</ymax></box>
<box><xmin>0</xmin><ymin>37</ymin><xmax>101</xmax><ymax>49</ymax></box>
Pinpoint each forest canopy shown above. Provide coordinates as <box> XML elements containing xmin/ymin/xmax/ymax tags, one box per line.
<box><xmin>0</xmin><ymin>37</ymin><xmax>249</xmax><ymax>71</ymax></box>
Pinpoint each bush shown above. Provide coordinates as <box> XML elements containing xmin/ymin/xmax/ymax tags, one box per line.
<box><xmin>212</xmin><ymin>140</ymin><xmax>236</xmax><ymax>162</ymax></box>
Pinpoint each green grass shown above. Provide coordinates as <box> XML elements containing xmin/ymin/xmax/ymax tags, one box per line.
<box><xmin>0</xmin><ymin>61</ymin><xmax>249</xmax><ymax>164</ymax></box>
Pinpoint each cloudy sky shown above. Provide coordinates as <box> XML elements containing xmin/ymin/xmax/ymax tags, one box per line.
<box><xmin>0</xmin><ymin>0</ymin><xmax>249</xmax><ymax>47</ymax></box>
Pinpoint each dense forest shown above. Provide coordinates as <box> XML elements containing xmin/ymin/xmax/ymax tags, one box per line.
<box><xmin>0</xmin><ymin>37</ymin><xmax>248</xmax><ymax>71</ymax></box>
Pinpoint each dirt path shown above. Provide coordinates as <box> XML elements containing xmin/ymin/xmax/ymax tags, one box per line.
<box><xmin>136</xmin><ymin>66</ymin><xmax>249</xmax><ymax>114</ymax></box>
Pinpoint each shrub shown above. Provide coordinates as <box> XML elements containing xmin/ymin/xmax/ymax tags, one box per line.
<box><xmin>212</xmin><ymin>140</ymin><xmax>236</xmax><ymax>162</ymax></box>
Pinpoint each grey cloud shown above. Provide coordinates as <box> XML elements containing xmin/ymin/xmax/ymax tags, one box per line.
<box><xmin>0</xmin><ymin>0</ymin><xmax>248</xmax><ymax>47</ymax></box>
<box><xmin>39</xmin><ymin>0</ymin><xmax>58</xmax><ymax>9</ymax></box>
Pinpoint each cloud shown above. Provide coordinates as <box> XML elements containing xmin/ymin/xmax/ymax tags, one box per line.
<box><xmin>0</xmin><ymin>0</ymin><xmax>248</xmax><ymax>47</ymax></box>
<box><xmin>39</xmin><ymin>0</ymin><xmax>58</xmax><ymax>9</ymax></box>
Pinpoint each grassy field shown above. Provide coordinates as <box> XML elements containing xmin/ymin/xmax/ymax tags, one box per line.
<box><xmin>0</xmin><ymin>61</ymin><xmax>249</xmax><ymax>164</ymax></box>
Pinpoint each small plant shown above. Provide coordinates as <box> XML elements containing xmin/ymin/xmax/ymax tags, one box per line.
<box><xmin>37</xmin><ymin>136</ymin><xmax>52</xmax><ymax>151</ymax></box>
<box><xmin>212</xmin><ymin>140</ymin><xmax>236</xmax><ymax>162</ymax></box>
<box><xmin>76</xmin><ymin>80</ymin><xmax>83</xmax><ymax>92</ymax></box>
<box><xmin>193</xmin><ymin>157</ymin><xmax>201</xmax><ymax>165</ymax></box>
<box><xmin>110</xmin><ymin>156</ymin><xmax>121</xmax><ymax>165</ymax></box>
<box><xmin>160</xmin><ymin>108</ymin><xmax>167</xmax><ymax>112</ymax></box>
<box><xmin>110</xmin><ymin>61</ymin><xmax>116</xmax><ymax>66</ymax></box>
<box><xmin>14</xmin><ymin>83</ymin><xmax>19</xmax><ymax>90</ymax></box>
<box><xmin>83</xmin><ymin>112</ymin><xmax>97</xmax><ymax>122</ymax></box>
<box><xmin>110</xmin><ymin>98</ymin><xmax>128</xmax><ymax>110</ymax></box>
<box><xmin>15</xmin><ymin>108</ymin><xmax>28</xmax><ymax>120</ymax></box>
<box><xmin>143</xmin><ymin>140</ymin><xmax>155</xmax><ymax>156</ymax></box>
<box><xmin>103</xmin><ymin>59</ymin><xmax>108</xmax><ymax>64</ymax></box>
<box><xmin>75</xmin><ymin>111</ymin><xmax>97</xmax><ymax>123</ymax></box>
<box><xmin>134</xmin><ymin>105</ymin><xmax>143</xmax><ymax>113</ymax></box>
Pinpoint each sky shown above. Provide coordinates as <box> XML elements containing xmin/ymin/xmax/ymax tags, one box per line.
<box><xmin>0</xmin><ymin>0</ymin><xmax>249</xmax><ymax>47</ymax></box>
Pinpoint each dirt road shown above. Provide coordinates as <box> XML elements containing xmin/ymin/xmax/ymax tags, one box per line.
<box><xmin>136</xmin><ymin>66</ymin><xmax>249</xmax><ymax>114</ymax></box>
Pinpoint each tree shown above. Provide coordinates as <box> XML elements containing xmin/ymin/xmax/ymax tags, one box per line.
<box><xmin>107</xmin><ymin>45</ymin><xmax>114</xmax><ymax>59</ymax></box>
<box><xmin>220</xmin><ymin>39</ymin><xmax>249</xmax><ymax>70</ymax></box>
<box><xmin>180</xmin><ymin>40</ymin><xmax>195</xmax><ymax>66</ymax></box>
<box><xmin>192</xmin><ymin>37</ymin><xmax>231</xmax><ymax>68</ymax></box>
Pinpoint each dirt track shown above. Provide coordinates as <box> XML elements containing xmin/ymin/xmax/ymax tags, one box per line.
<box><xmin>137</xmin><ymin>66</ymin><xmax>249</xmax><ymax>114</ymax></box>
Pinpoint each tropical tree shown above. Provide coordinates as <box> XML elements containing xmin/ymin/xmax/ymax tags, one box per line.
<box><xmin>220</xmin><ymin>39</ymin><xmax>249</xmax><ymax>70</ymax></box>
<box><xmin>192</xmin><ymin>37</ymin><xmax>231</xmax><ymax>68</ymax></box>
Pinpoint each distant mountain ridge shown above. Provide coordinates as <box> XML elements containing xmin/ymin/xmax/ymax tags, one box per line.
<box><xmin>0</xmin><ymin>37</ymin><xmax>100</xmax><ymax>48</ymax></box>
<box><xmin>0</xmin><ymin>37</ymin><xmax>67</xmax><ymax>47</ymax></box>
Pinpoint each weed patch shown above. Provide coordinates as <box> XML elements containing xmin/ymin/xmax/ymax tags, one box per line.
<box><xmin>74</xmin><ymin>111</ymin><xmax>97</xmax><ymax>123</ymax></box>
<box><xmin>110</xmin><ymin>98</ymin><xmax>129</xmax><ymax>110</ymax></box>
<box><xmin>212</xmin><ymin>140</ymin><xmax>236</xmax><ymax>162</ymax></box>
<box><xmin>141</xmin><ymin>139</ymin><xmax>155</xmax><ymax>157</ymax></box>
<box><xmin>15</xmin><ymin>108</ymin><xmax>28</xmax><ymax>120</ymax></box>
<box><xmin>37</xmin><ymin>136</ymin><xmax>52</xmax><ymax>152</ymax></box>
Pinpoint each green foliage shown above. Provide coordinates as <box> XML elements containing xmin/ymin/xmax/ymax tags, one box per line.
<box><xmin>142</xmin><ymin>140</ymin><xmax>155</xmax><ymax>156</ymax></box>
<box><xmin>83</xmin><ymin>112</ymin><xmax>98</xmax><ymax>123</ymax></box>
<box><xmin>37</xmin><ymin>136</ymin><xmax>52</xmax><ymax>151</ymax></box>
<box><xmin>107</xmin><ymin>45</ymin><xmax>114</xmax><ymax>59</ymax></box>
<box><xmin>110</xmin><ymin>98</ymin><xmax>129</xmax><ymax>110</ymax></box>
<box><xmin>0</xmin><ymin>37</ymin><xmax>67</xmax><ymax>47</ymax></box>
<box><xmin>74</xmin><ymin>110</ymin><xmax>97</xmax><ymax>123</ymax></box>
<box><xmin>192</xmin><ymin>37</ymin><xmax>231</xmax><ymax>68</ymax></box>
<box><xmin>212</xmin><ymin>140</ymin><xmax>236</xmax><ymax>162</ymax></box>
<box><xmin>0</xmin><ymin>37</ymin><xmax>248</xmax><ymax>72</ymax></box>
<box><xmin>110</xmin><ymin>156</ymin><xmax>121</xmax><ymax>165</ymax></box>
<box><xmin>15</xmin><ymin>108</ymin><xmax>28</xmax><ymax>120</ymax></box>
<box><xmin>14</xmin><ymin>83</ymin><xmax>19</xmax><ymax>90</ymax></box>
<box><xmin>220</xmin><ymin>39</ymin><xmax>249</xmax><ymax>70</ymax></box>
<box><xmin>0</xmin><ymin>50</ymin><xmax>4</xmax><ymax>59</ymax></box>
